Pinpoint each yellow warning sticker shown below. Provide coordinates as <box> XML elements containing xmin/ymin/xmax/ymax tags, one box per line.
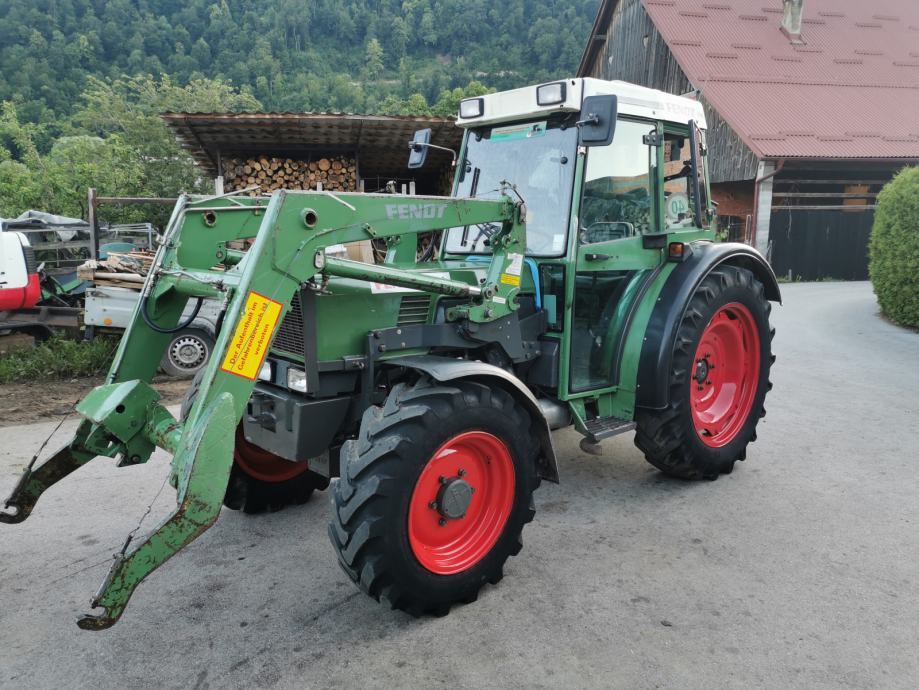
<box><xmin>500</xmin><ymin>273</ymin><xmax>521</xmax><ymax>286</ymax></box>
<box><xmin>221</xmin><ymin>291</ymin><xmax>283</xmax><ymax>380</ymax></box>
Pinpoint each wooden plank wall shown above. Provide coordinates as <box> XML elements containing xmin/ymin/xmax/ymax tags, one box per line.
<box><xmin>582</xmin><ymin>0</ymin><xmax>760</xmax><ymax>183</ymax></box>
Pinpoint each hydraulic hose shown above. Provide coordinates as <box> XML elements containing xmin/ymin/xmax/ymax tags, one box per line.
<box><xmin>140</xmin><ymin>294</ymin><xmax>203</xmax><ymax>334</ymax></box>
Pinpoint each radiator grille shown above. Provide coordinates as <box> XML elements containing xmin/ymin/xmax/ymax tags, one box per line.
<box><xmin>397</xmin><ymin>294</ymin><xmax>431</xmax><ymax>325</ymax></box>
<box><xmin>273</xmin><ymin>292</ymin><xmax>305</xmax><ymax>356</ymax></box>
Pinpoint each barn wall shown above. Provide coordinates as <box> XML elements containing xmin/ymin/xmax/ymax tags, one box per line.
<box><xmin>769</xmin><ymin>209</ymin><xmax>873</xmax><ymax>281</ymax></box>
<box><xmin>580</xmin><ymin>0</ymin><xmax>760</xmax><ymax>183</ymax></box>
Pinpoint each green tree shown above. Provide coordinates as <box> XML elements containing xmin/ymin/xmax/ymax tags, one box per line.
<box><xmin>364</xmin><ymin>38</ymin><xmax>385</xmax><ymax>80</ymax></box>
<box><xmin>431</xmin><ymin>81</ymin><xmax>494</xmax><ymax>117</ymax></box>
<box><xmin>46</xmin><ymin>135</ymin><xmax>143</xmax><ymax>218</ymax></box>
<box><xmin>0</xmin><ymin>159</ymin><xmax>43</xmax><ymax>217</ymax></box>
<box><xmin>0</xmin><ymin>104</ymin><xmax>142</xmax><ymax>219</ymax></box>
<box><xmin>74</xmin><ymin>74</ymin><xmax>261</xmax><ymax>199</ymax></box>
<box><xmin>869</xmin><ymin>166</ymin><xmax>919</xmax><ymax>329</ymax></box>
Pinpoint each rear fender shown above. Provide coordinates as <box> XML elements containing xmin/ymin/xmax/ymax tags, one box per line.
<box><xmin>386</xmin><ymin>355</ymin><xmax>560</xmax><ymax>483</ymax></box>
<box><xmin>635</xmin><ymin>242</ymin><xmax>780</xmax><ymax>410</ymax></box>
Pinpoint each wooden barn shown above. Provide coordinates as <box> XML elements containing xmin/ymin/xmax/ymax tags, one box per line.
<box><xmin>578</xmin><ymin>0</ymin><xmax>919</xmax><ymax>279</ymax></box>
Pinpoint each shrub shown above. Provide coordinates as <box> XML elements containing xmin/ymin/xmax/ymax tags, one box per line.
<box><xmin>0</xmin><ymin>335</ymin><xmax>117</xmax><ymax>384</ymax></box>
<box><xmin>869</xmin><ymin>166</ymin><xmax>919</xmax><ymax>329</ymax></box>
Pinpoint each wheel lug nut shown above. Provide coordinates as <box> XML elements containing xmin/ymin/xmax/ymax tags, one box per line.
<box><xmin>458</xmin><ymin>468</ymin><xmax>466</xmax><ymax>477</ymax></box>
<box><xmin>429</xmin><ymin>501</ymin><xmax>438</xmax><ymax>509</ymax></box>
<box><xmin>438</xmin><ymin>518</ymin><xmax>447</xmax><ymax>527</ymax></box>
<box><xmin>438</xmin><ymin>475</ymin><xmax>447</xmax><ymax>484</ymax></box>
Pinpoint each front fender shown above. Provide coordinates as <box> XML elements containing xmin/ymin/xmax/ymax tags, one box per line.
<box><xmin>635</xmin><ymin>242</ymin><xmax>780</xmax><ymax>410</ymax></box>
<box><xmin>386</xmin><ymin>355</ymin><xmax>560</xmax><ymax>483</ymax></box>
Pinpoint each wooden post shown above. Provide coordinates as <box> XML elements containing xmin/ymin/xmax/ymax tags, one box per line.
<box><xmin>87</xmin><ymin>187</ymin><xmax>99</xmax><ymax>260</ymax></box>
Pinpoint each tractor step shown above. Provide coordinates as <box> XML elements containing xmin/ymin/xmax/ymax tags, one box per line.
<box><xmin>584</xmin><ymin>416</ymin><xmax>636</xmax><ymax>443</ymax></box>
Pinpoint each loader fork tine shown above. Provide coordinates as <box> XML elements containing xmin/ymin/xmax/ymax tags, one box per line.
<box><xmin>76</xmin><ymin>392</ymin><xmax>236</xmax><ymax>630</ymax></box>
<box><xmin>0</xmin><ymin>432</ymin><xmax>95</xmax><ymax>524</ymax></box>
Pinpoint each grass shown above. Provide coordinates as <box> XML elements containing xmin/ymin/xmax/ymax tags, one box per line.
<box><xmin>0</xmin><ymin>335</ymin><xmax>118</xmax><ymax>384</ymax></box>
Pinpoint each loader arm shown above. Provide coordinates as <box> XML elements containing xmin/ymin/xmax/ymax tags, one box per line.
<box><xmin>1</xmin><ymin>188</ymin><xmax>526</xmax><ymax>629</ymax></box>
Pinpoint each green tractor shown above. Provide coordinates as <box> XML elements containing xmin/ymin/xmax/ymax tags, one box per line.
<box><xmin>1</xmin><ymin>78</ymin><xmax>778</xmax><ymax>629</ymax></box>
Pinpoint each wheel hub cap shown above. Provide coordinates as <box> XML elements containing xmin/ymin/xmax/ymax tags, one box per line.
<box><xmin>436</xmin><ymin>477</ymin><xmax>474</xmax><ymax>519</ymax></box>
<box><xmin>694</xmin><ymin>358</ymin><xmax>710</xmax><ymax>385</ymax></box>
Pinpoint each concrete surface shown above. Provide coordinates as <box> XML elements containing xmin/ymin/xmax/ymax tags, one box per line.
<box><xmin>1</xmin><ymin>281</ymin><xmax>917</xmax><ymax>689</ymax></box>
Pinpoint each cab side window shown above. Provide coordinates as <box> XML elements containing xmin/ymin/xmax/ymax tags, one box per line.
<box><xmin>580</xmin><ymin>119</ymin><xmax>656</xmax><ymax>243</ymax></box>
<box><xmin>663</xmin><ymin>132</ymin><xmax>696</xmax><ymax>229</ymax></box>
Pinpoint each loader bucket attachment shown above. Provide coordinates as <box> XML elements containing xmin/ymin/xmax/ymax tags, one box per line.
<box><xmin>0</xmin><ymin>438</ymin><xmax>95</xmax><ymax>524</ymax></box>
<box><xmin>76</xmin><ymin>392</ymin><xmax>236</xmax><ymax>630</ymax></box>
<box><xmin>1</xmin><ymin>189</ymin><xmax>523</xmax><ymax>628</ymax></box>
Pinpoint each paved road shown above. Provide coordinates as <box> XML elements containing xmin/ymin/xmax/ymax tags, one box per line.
<box><xmin>1</xmin><ymin>282</ymin><xmax>917</xmax><ymax>689</ymax></box>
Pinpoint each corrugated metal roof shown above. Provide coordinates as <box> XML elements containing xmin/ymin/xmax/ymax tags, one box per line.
<box><xmin>160</xmin><ymin>112</ymin><xmax>462</xmax><ymax>178</ymax></box>
<box><xmin>580</xmin><ymin>0</ymin><xmax>919</xmax><ymax>160</ymax></box>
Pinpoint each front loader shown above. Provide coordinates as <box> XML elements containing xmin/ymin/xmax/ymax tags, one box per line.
<box><xmin>1</xmin><ymin>78</ymin><xmax>779</xmax><ymax>628</ymax></box>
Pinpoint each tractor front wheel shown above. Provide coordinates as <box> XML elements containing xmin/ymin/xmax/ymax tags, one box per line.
<box><xmin>635</xmin><ymin>264</ymin><xmax>774</xmax><ymax>479</ymax></box>
<box><xmin>180</xmin><ymin>372</ymin><xmax>329</xmax><ymax>514</ymax></box>
<box><xmin>329</xmin><ymin>377</ymin><xmax>539</xmax><ymax>616</ymax></box>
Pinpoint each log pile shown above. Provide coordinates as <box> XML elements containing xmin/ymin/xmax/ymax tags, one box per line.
<box><xmin>222</xmin><ymin>156</ymin><xmax>358</xmax><ymax>194</ymax></box>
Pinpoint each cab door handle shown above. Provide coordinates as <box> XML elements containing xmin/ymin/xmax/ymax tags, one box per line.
<box><xmin>584</xmin><ymin>253</ymin><xmax>609</xmax><ymax>262</ymax></box>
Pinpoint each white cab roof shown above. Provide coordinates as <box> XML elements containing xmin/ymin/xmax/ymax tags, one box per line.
<box><xmin>457</xmin><ymin>77</ymin><xmax>707</xmax><ymax>130</ymax></box>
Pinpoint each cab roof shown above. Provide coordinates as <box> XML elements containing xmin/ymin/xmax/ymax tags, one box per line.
<box><xmin>457</xmin><ymin>78</ymin><xmax>707</xmax><ymax>130</ymax></box>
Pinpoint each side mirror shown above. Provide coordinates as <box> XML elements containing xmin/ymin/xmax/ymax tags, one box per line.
<box><xmin>407</xmin><ymin>128</ymin><xmax>432</xmax><ymax>169</ymax></box>
<box><xmin>577</xmin><ymin>95</ymin><xmax>618</xmax><ymax>146</ymax></box>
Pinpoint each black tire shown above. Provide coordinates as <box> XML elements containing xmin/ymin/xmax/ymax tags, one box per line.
<box><xmin>160</xmin><ymin>328</ymin><xmax>214</xmax><ymax>378</ymax></box>
<box><xmin>180</xmin><ymin>372</ymin><xmax>329</xmax><ymax>514</ymax></box>
<box><xmin>634</xmin><ymin>265</ymin><xmax>774</xmax><ymax>479</ymax></box>
<box><xmin>329</xmin><ymin>377</ymin><xmax>539</xmax><ymax>616</ymax></box>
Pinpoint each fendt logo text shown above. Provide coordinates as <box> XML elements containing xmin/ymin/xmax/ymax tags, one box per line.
<box><xmin>385</xmin><ymin>204</ymin><xmax>448</xmax><ymax>220</ymax></box>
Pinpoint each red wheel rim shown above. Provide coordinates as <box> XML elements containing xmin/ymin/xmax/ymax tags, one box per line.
<box><xmin>408</xmin><ymin>431</ymin><xmax>516</xmax><ymax>575</ymax></box>
<box><xmin>233</xmin><ymin>425</ymin><xmax>309</xmax><ymax>483</ymax></box>
<box><xmin>690</xmin><ymin>302</ymin><xmax>761</xmax><ymax>448</ymax></box>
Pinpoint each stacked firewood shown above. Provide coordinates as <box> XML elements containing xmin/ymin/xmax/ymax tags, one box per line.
<box><xmin>222</xmin><ymin>156</ymin><xmax>358</xmax><ymax>194</ymax></box>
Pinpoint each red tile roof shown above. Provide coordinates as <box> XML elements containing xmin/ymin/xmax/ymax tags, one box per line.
<box><xmin>584</xmin><ymin>0</ymin><xmax>919</xmax><ymax>160</ymax></box>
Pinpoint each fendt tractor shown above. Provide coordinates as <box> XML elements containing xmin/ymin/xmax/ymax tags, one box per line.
<box><xmin>1</xmin><ymin>78</ymin><xmax>778</xmax><ymax>629</ymax></box>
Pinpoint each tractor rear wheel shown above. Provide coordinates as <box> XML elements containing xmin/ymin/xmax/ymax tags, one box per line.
<box><xmin>329</xmin><ymin>377</ymin><xmax>539</xmax><ymax>616</ymax></box>
<box><xmin>180</xmin><ymin>372</ymin><xmax>329</xmax><ymax>514</ymax></box>
<box><xmin>634</xmin><ymin>265</ymin><xmax>774</xmax><ymax>479</ymax></box>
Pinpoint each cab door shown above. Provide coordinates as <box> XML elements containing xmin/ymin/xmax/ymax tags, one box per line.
<box><xmin>565</xmin><ymin>117</ymin><xmax>664</xmax><ymax>395</ymax></box>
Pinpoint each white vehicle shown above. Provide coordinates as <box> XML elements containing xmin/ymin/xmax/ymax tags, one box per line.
<box><xmin>84</xmin><ymin>285</ymin><xmax>222</xmax><ymax>377</ymax></box>
<box><xmin>0</xmin><ymin>231</ymin><xmax>40</xmax><ymax>312</ymax></box>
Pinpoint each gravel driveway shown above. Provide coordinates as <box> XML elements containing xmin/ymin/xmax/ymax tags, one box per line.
<box><xmin>1</xmin><ymin>281</ymin><xmax>917</xmax><ymax>689</ymax></box>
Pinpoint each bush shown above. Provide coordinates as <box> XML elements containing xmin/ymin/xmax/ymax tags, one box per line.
<box><xmin>0</xmin><ymin>335</ymin><xmax>117</xmax><ymax>384</ymax></box>
<box><xmin>869</xmin><ymin>166</ymin><xmax>919</xmax><ymax>329</ymax></box>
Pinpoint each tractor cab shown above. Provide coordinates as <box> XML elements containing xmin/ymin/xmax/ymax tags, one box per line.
<box><xmin>418</xmin><ymin>79</ymin><xmax>716</xmax><ymax>399</ymax></box>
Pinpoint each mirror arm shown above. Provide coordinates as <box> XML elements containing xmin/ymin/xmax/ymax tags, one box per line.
<box><xmin>407</xmin><ymin>141</ymin><xmax>458</xmax><ymax>167</ymax></box>
<box><xmin>575</xmin><ymin>113</ymin><xmax>600</xmax><ymax>128</ymax></box>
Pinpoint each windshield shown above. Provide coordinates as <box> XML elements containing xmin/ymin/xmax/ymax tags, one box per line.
<box><xmin>444</xmin><ymin>113</ymin><xmax>578</xmax><ymax>257</ymax></box>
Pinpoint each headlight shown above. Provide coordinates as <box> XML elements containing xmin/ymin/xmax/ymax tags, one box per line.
<box><xmin>459</xmin><ymin>97</ymin><xmax>484</xmax><ymax>119</ymax></box>
<box><xmin>287</xmin><ymin>367</ymin><xmax>307</xmax><ymax>392</ymax></box>
<box><xmin>258</xmin><ymin>360</ymin><xmax>272</xmax><ymax>382</ymax></box>
<box><xmin>536</xmin><ymin>82</ymin><xmax>566</xmax><ymax>106</ymax></box>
